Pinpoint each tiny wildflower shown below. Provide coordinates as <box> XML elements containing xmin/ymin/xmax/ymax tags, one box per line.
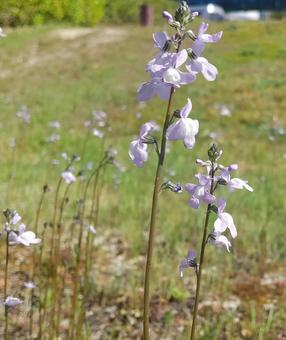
<box><xmin>61</xmin><ymin>171</ymin><xmax>76</xmax><ymax>184</ymax></box>
<box><xmin>4</xmin><ymin>296</ymin><xmax>23</xmax><ymax>307</ymax></box>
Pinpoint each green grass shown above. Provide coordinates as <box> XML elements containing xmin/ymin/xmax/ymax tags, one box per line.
<box><xmin>0</xmin><ymin>20</ymin><xmax>286</xmax><ymax>338</ymax></box>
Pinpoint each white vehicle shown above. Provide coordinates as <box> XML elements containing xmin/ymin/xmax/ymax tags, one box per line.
<box><xmin>190</xmin><ymin>3</ymin><xmax>225</xmax><ymax>21</ymax></box>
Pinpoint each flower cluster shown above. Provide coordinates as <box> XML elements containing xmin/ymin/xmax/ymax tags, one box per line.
<box><xmin>129</xmin><ymin>2</ymin><xmax>222</xmax><ymax>167</ymax></box>
<box><xmin>180</xmin><ymin>145</ymin><xmax>253</xmax><ymax>276</ymax></box>
<box><xmin>138</xmin><ymin>5</ymin><xmax>222</xmax><ymax>102</ymax></box>
<box><xmin>2</xmin><ymin>209</ymin><xmax>41</xmax><ymax>307</ymax></box>
<box><xmin>3</xmin><ymin>210</ymin><xmax>41</xmax><ymax>246</ymax></box>
<box><xmin>191</xmin><ymin>146</ymin><xmax>252</xmax><ymax>243</ymax></box>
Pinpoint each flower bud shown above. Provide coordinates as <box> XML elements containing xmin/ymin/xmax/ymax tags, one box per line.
<box><xmin>186</xmin><ymin>30</ymin><xmax>196</xmax><ymax>41</ymax></box>
<box><xmin>208</xmin><ymin>144</ymin><xmax>222</xmax><ymax>162</ymax></box>
<box><xmin>162</xmin><ymin>10</ymin><xmax>173</xmax><ymax>22</ymax></box>
<box><xmin>174</xmin><ymin>1</ymin><xmax>191</xmax><ymax>26</ymax></box>
<box><xmin>161</xmin><ymin>180</ymin><xmax>183</xmax><ymax>193</ymax></box>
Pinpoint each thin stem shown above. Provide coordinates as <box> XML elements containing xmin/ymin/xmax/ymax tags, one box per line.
<box><xmin>50</xmin><ymin>184</ymin><xmax>71</xmax><ymax>338</ymax></box>
<box><xmin>143</xmin><ymin>86</ymin><xmax>175</xmax><ymax>340</ymax></box>
<box><xmin>4</xmin><ymin>231</ymin><xmax>10</xmax><ymax>340</ymax></box>
<box><xmin>190</xmin><ymin>164</ymin><xmax>215</xmax><ymax>340</ymax></box>
<box><xmin>29</xmin><ymin>187</ymin><xmax>47</xmax><ymax>337</ymax></box>
<box><xmin>41</xmin><ymin>174</ymin><xmax>63</xmax><ymax>334</ymax></box>
<box><xmin>70</xmin><ymin>158</ymin><xmax>107</xmax><ymax>339</ymax></box>
<box><xmin>37</xmin><ymin>226</ymin><xmax>47</xmax><ymax>340</ymax></box>
<box><xmin>76</xmin><ymin>165</ymin><xmax>102</xmax><ymax>337</ymax></box>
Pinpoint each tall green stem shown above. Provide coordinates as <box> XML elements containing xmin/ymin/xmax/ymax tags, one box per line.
<box><xmin>70</xmin><ymin>158</ymin><xmax>107</xmax><ymax>339</ymax></box>
<box><xmin>4</xmin><ymin>232</ymin><xmax>10</xmax><ymax>340</ymax></box>
<box><xmin>190</xmin><ymin>164</ymin><xmax>215</xmax><ymax>340</ymax></box>
<box><xmin>29</xmin><ymin>186</ymin><xmax>47</xmax><ymax>337</ymax></box>
<box><xmin>143</xmin><ymin>87</ymin><xmax>175</xmax><ymax>340</ymax></box>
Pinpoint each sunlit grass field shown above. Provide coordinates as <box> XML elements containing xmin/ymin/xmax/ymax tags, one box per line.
<box><xmin>0</xmin><ymin>19</ymin><xmax>286</xmax><ymax>338</ymax></box>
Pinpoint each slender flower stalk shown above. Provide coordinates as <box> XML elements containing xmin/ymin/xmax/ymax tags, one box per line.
<box><xmin>143</xmin><ymin>86</ymin><xmax>175</xmax><ymax>339</ymax></box>
<box><xmin>70</xmin><ymin>151</ymin><xmax>112</xmax><ymax>338</ymax></box>
<box><xmin>179</xmin><ymin>145</ymin><xmax>253</xmax><ymax>339</ymax></box>
<box><xmin>75</xmin><ymin>165</ymin><xmax>102</xmax><ymax>337</ymax></box>
<box><xmin>29</xmin><ymin>185</ymin><xmax>49</xmax><ymax>338</ymax></box>
<box><xmin>42</xmin><ymin>156</ymin><xmax>76</xmax><ymax>333</ymax></box>
<box><xmin>4</xmin><ymin>231</ymin><xmax>10</xmax><ymax>340</ymax></box>
<box><xmin>190</xmin><ymin>163</ymin><xmax>215</xmax><ymax>340</ymax></box>
<box><xmin>50</xmin><ymin>183</ymin><xmax>73</xmax><ymax>338</ymax></box>
<box><xmin>54</xmin><ymin>183</ymin><xmax>73</xmax><ymax>336</ymax></box>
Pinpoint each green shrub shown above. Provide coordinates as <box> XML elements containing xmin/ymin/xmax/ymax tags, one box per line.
<box><xmin>0</xmin><ymin>0</ymin><xmax>106</xmax><ymax>26</ymax></box>
<box><xmin>0</xmin><ymin>0</ymin><xmax>176</xmax><ymax>26</ymax></box>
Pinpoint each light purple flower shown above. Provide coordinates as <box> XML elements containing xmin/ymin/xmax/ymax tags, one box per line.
<box><xmin>185</xmin><ymin>173</ymin><xmax>215</xmax><ymax>209</ymax></box>
<box><xmin>4</xmin><ymin>296</ymin><xmax>23</xmax><ymax>307</ymax></box>
<box><xmin>186</xmin><ymin>57</ymin><xmax>218</xmax><ymax>81</ymax></box>
<box><xmin>214</xmin><ymin>198</ymin><xmax>237</xmax><ymax>238</ymax></box>
<box><xmin>219</xmin><ymin>164</ymin><xmax>238</xmax><ymax>182</ymax></box>
<box><xmin>179</xmin><ymin>250</ymin><xmax>197</xmax><ymax>277</ymax></box>
<box><xmin>227</xmin><ymin>178</ymin><xmax>253</xmax><ymax>192</ymax></box>
<box><xmin>9</xmin><ymin>224</ymin><xmax>41</xmax><ymax>246</ymax></box>
<box><xmin>11</xmin><ymin>212</ymin><xmax>21</xmax><ymax>225</ymax></box>
<box><xmin>138</xmin><ymin>50</ymin><xmax>196</xmax><ymax>101</ymax></box>
<box><xmin>92</xmin><ymin>110</ymin><xmax>107</xmax><ymax>122</ymax></box>
<box><xmin>24</xmin><ymin>281</ymin><xmax>36</xmax><ymax>289</ymax></box>
<box><xmin>48</xmin><ymin>121</ymin><xmax>61</xmax><ymax>129</ymax></box>
<box><xmin>85</xmin><ymin>224</ymin><xmax>96</xmax><ymax>234</ymax></box>
<box><xmin>92</xmin><ymin>128</ymin><xmax>104</xmax><ymax>138</ymax></box>
<box><xmin>47</xmin><ymin>133</ymin><xmax>60</xmax><ymax>143</ymax></box>
<box><xmin>129</xmin><ymin>121</ymin><xmax>159</xmax><ymax>167</ymax></box>
<box><xmin>192</xmin><ymin>22</ymin><xmax>223</xmax><ymax>57</ymax></box>
<box><xmin>209</xmin><ymin>231</ymin><xmax>232</xmax><ymax>252</ymax></box>
<box><xmin>16</xmin><ymin>106</ymin><xmax>30</xmax><ymax>124</ymax></box>
<box><xmin>153</xmin><ymin>31</ymin><xmax>169</xmax><ymax>52</ymax></box>
<box><xmin>166</xmin><ymin>98</ymin><xmax>199</xmax><ymax>149</ymax></box>
<box><xmin>61</xmin><ymin>171</ymin><xmax>76</xmax><ymax>184</ymax></box>
<box><xmin>129</xmin><ymin>140</ymin><xmax>148</xmax><ymax>167</ymax></box>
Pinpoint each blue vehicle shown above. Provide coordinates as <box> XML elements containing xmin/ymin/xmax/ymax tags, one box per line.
<box><xmin>184</xmin><ymin>0</ymin><xmax>286</xmax><ymax>11</ymax></box>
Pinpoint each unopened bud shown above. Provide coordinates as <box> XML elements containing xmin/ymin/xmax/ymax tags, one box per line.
<box><xmin>208</xmin><ymin>144</ymin><xmax>222</xmax><ymax>162</ymax></box>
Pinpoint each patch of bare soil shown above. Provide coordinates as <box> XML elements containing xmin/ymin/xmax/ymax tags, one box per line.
<box><xmin>0</xmin><ymin>27</ymin><xmax>127</xmax><ymax>79</ymax></box>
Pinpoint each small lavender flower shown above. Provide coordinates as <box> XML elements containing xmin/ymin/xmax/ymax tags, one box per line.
<box><xmin>61</xmin><ymin>171</ymin><xmax>76</xmax><ymax>184</ymax></box>
<box><xmin>47</xmin><ymin>133</ymin><xmax>60</xmax><ymax>143</ymax></box>
<box><xmin>48</xmin><ymin>121</ymin><xmax>61</xmax><ymax>129</ymax></box>
<box><xmin>9</xmin><ymin>224</ymin><xmax>41</xmax><ymax>246</ymax></box>
<box><xmin>227</xmin><ymin>178</ymin><xmax>253</xmax><ymax>192</ymax></box>
<box><xmin>213</xmin><ymin>198</ymin><xmax>237</xmax><ymax>239</ymax></box>
<box><xmin>92</xmin><ymin>128</ymin><xmax>104</xmax><ymax>138</ymax></box>
<box><xmin>84</xmin><ymin>224</ymin><xmax>96</xmax><ymax>234</ymax></box>
<box><xmin>92</xmin><ymin>110</ymin><xmax>107</xmax><ymax>123</ymax></box>
<box><xmin>129</xmin><ymin>121</ymin><xmax>159</xmax><ymax>167</ymax></box>
<box><xmin>61</xmin><ymin>152</ymin><xmax>69</xmax><ymax>161</ymax></box>
<box><xmin>16</xmin><ymin>106</ymin><xmax>31</xmax><ymax>124</ymax></box>
<box><xmin>191</xmin><ymin>22</ymin><xmax>223</xmax><ymax>57</ymax></box>
<box><xmin>209</xmin><ymin>231</ymin><xmax>232</xmax><ymax>252</ymax></box>
<box><xmin>166</xmin><ymin>98</ymin><xmax>199</xmax><ymax>149</ymax></box>
<box><xmin>24</xmin><ymin>281</ymin><xmax>36</xmax><ymax>289</ymax></box>
<box><xmin>4</xmin><ymin>296</ymin><xmax>23</xmax><ymax>307</ymax></box>
<box><xmin>185</xmin><ymin>174</ymin><xmax>215</xmax><ymax>209</ymax></box>
<box><xmin>179</xmin><ymin>250</ymin><xmax>197</xmax><ymax>277</ymax></box>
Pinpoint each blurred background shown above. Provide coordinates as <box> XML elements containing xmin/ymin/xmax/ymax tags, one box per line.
<box><xmin>0</xmin><ymin>0</ymin><xmax>286</xmax><ymax>339</ymax></box>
